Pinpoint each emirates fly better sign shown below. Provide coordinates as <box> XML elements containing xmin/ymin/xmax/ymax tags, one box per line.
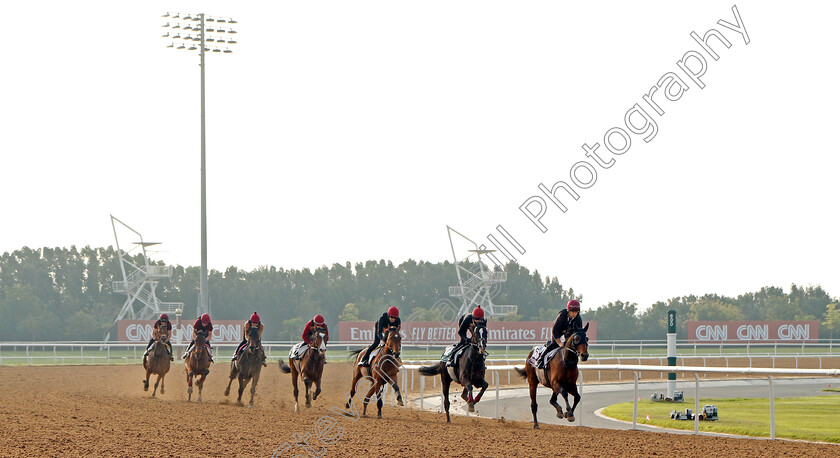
<box><xmin>687</xmin><ymin>321</ymin><xmax>819</xmax><ymax>343</ymax></box>
<box><xmin>339</xmin><ymin>321</ymin><xmax>597</xmax><ymax>344</ymax></box>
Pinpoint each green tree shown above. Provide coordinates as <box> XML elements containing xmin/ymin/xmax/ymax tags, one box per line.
<box><xmin>822</xmin><ymin>303</ymin><xmax>840</xmax><ymax>340</ymax></box>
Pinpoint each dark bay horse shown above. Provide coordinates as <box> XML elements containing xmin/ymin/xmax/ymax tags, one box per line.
<box><xmin>279</xmin><ymin>328</ymin><xmax>327</xmax><ymax>413</ymax></box>
<box><xmin>185</xmin><ymin>330</ymin><xmax>211</xmax><ymax>402</ymax></box>
<box><xmin>515</xmin><ymin>323</ymin><xmax>589</xmax><ymax>428</ymax></box>
<box><xmin>346</xmin><ymin>326</ymin><xmax>404</xmax><ymax>418</ymax></box>
<box><xmin>419</xmin><ymin>325</ymin><xmax>489</xmax><ymax>422</ymax></box>
<box><xmin>225</xmin><ymin>327</ymin><xmax>263</xmax><ymax>407</ymax></box>
<box><xmin>143</xmin><ymin>327</ymin><xmax>171</xmax><ymax>397</ymax></box>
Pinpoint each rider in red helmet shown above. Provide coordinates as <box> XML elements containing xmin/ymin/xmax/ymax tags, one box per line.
<box><xmin>537</xmin><ymin>299</ymin><xmax>583</xmax><ymax>369</ymax></box>
<box><xmin>302</xmin><ymin>314</ymin><xmax>330</xmax><ymax>346</ymax></box>
<box><xmin>358</xmin><ymin>306</ymin><xmax>401</xmax><ymax>367</ymax></box>
<box><xmin>290</xmin><ymin>314</ymin><xmax>331</xmax><ymax>362</ymax></box>
<box><xmin>232</xmin><ymin>312</ymin><xmax>266</xmax><ymax>366</ymax></box>
<box><xmin>143</xmin><ymin>313</ymin><xmax>174</xmax><ymax>361</ymax></box>
<box><xmin>183</xmin><ymin>313</ymin><xmax>214</xmax><ymax>363</ymax></box>
<box><xmin>446</xmin><ymin>306</ymin><xmax>487</xmax><ymax>367</ymax></box>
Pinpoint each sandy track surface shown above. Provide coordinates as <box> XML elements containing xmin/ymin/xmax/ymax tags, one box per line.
<box><xmin>1</xmin><ymin>362</ymin><xmax>837</xmax><ymax>457</ymax></box>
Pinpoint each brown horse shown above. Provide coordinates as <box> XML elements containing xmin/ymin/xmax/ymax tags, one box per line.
<box><xmin>143</xmin><ymin>327</ymin><xmax>171</xmax><ymax>397</ymax></box>
<box><xmin>515</xmin><ymin>323</ymin><xmax>589</xmax><ymax>428</ymax></box>
<box><xmin>346</xmin><ymin>326</ymin><xmax>404</xmax><ymax>418</ymax></box>
<box><xmin>224</xmin><ymin>326</ymin><xmax>263</xmax><ymax>407</ymax></box>
<box><xmin>279</xmin><ymin>328</ymin><xmax>327</xmax><ymax>413</ymax></box>
<box><xmin>185</xmin><ymin>329</ymin><xmax>211</xmax><ymax>402</ymax></box>
<box><xmin>418</xmin><ymin>324</ymin><xmax>488</xmax><ymax>422</ymax></box>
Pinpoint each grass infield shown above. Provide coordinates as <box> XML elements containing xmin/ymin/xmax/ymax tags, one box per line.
<box><xmin>601</xmin><ymin>395</ymin><xmax>840</xmax><ymax>443</ymax></box>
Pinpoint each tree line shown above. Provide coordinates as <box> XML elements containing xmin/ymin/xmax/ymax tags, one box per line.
<box><xmin>1</xmin><ymin>246</ymin><xmax>838</xmax><ymax>341</ymax></box>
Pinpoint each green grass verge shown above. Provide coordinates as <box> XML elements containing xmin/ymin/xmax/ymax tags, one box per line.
<box><xmin>602</xmin><ymin>396</ymin><xmax>840</xmax><ymax>443</ymax></box>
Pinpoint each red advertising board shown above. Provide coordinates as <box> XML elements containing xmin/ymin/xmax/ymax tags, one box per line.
<box><xmin>686</xmin><ymin>321</ymin><xmax>819</xmax><ymax>343</ymax></box>
<box><xmin>117</xmin><ymin>320</ymin><xmax>245</xmax><ymax>344</ymax></box>
<box><xmin>339</xmin><ymin>320</ymin><xmax>597</xmax><ymax>344</ymax></box>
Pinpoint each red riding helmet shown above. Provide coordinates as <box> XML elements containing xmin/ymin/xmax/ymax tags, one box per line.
<box><xmin>387</xmin><ymin>306</ymin><xmax>400</xmax><ymax>318</ymax></box>
<box><xmin>201</xmin><ymin>313</ymin><xmax>211</xmax><ymax>324</ymax></box>
<box><xmin>472</xmin><ymin>306</ymin><xmax>485</xmax><ymax>319</ymax></box>
<box><xmin>250</xmin><ymin>312</ymin><xmax>260</xmax><ymax>323</ymax></box>
<box><xmin>314</xmin><ymin>314</ymin><xmax>325</xmax><ymax>325</ymax></box>
<box><xmin>159</xmin><ymin>313</ymin><xmax>169</xmax><ymax>321</ymax></box>
<box><xmin>567</xmin><ymin>300</ymin><xmax>581</xmax><ymax>312</ymax></box>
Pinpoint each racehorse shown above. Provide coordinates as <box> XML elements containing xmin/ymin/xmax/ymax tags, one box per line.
<box><xmin>418</xmin><ymin>324</ymin><xmax>489</xmax><ymax>422</ymax></box>
<box><xmin>224</xmin><ymin>326</ymin><xmax>263</xmax><ymax>407</ymax></box>
<box><xmin>515</xmin><ymin>323</ymin><xmax>590</xmax><ymax>428</ymax></box>
<box><xmin>279</xmin><ymin>328</ymin><xmax>327</xmax><ymax>413</ymax></box>
<box><xmin>185</xmin><ymin>329</ymin><xmax>211</xmax><ymax>402</ymax></box>
<box><xmin>142</xmin><ymin>327</ymin><xmax>171</xmax><ymax>397</ymax></box>
<box><xmin>346</xmin><ymin>326</ymin><xmax>404</xmax><ymax>418</ymax></box>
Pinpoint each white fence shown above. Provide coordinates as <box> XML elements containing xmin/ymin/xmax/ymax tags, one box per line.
<box><xmin>399</xmin><ymin>362</ymin><xmax>840</xmax><ymax>440</ymax></box>
<box><xmin>2</xmin><ymin>340</ymin><xmax>840</xmax><ymax>366</ymax></box>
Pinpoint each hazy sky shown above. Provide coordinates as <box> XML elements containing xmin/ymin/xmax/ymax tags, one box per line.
<box><xmin>2</xmin><ymin>1</ymin><xmax>838</xmax><ymax>312</ymax></box>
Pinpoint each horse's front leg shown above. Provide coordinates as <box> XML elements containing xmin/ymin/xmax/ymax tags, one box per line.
<box><xmin>249</xmin><ymin>372</ymin><xmax>260</xmax><ymax>408</ymax></box>
<box><xmin>466</xmin><ymin>383</ymin><xmax>476</xmax><ymax>412</ymax></box>
<box><xmin>549</xmin><ymin>391</ymin><xmax>564</xmax><ymax>419</ymax></box>
<box><xmin>186</xmin><ymin>369</ymin><xmax>194</xmax><ymax>401</ymax></box>
<box><xmin>160</xmin><ymin>374</ymin><xmax>165</xmax><ymax>395</ymax></box>
<box><xmin>391</xmin><ymin>380</ymin><xmax>403</xmax><ymax>406</ymax></box>
<box><xmin>376</xmin><ymin>385</ymin><xmax>385</xmax><ymax>419</ymax></box>
<box><xmin>144</xmin><ymin>368</ymin><xmax>151</xmax><ymax>391</ymax></box>
<box><xmin>362</xmin><ymin>381</ymin><xmax>382</xmax><ymax>417</ymax></box>
<box><xmin>292</xmin><ymin>370</ymin><xmax>300</xmax><ymax>413</ymax></box>
<box><xmin>472</xmin><ymin>378</ymin><xmax>489</xmax><ymax>405</ymax></box>
<box><xmin>237</xmin><ymin>375</ymin><xmax>249</xmax><ymax>404</ymax></box>
<box><xmin>304</xmin><ymin>377</ymin><xmax>312</xmax><ymax>408</ymax></box>
<box><xmin>197</xmin><ymin>373</ymin><xmax>206</xmax><ymax>402</ymax></box>
<box><xmin>153</xmin><ymin>373</ymin><xmax>161</xmax><ymax>397</ymax></box>
<box><xmin>562</xmin><ymin>386</ymin><xmax>581</xmax><ymax>422</ymax></box>
<box><xmin>312</xmin><ymin>377</ymin><xmax>322</xmax><ymax>401</ymax></box>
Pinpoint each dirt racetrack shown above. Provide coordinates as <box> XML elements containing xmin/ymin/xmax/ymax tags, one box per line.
<box><xmin>1</xmin><ymin>362</ymin><xmax>838</xmax><ymax>457</ymax></box>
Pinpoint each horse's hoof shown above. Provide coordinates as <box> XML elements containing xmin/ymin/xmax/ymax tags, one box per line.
<box><xmin>397</xmin><ymin>399</ymin><xmax>404</xmax><ymax>407</ymax></box>
<box><xmin>468</xmin><ymin>404</ymin><xmax>475</xmax><ymax>413</ymax></box>
<box><xmin>377</xmin><ymin>413</ymin><xmax>382</xmax><ymax>419</ymax></box>
<box><xmin>567</xmin><ymin>416</ymin><xmax>575</xmax><ymax>422</ymax></box>
<box><xmin>224</xmin><ymin>389</ymin><xmax>230</xmax><ymax>397</ymax></box>
<box><xmin>534</xmin><ymin>424</ymin><xmax>540</xmax><ymax>429</ymax></box>
<box><xmin>294</xmin><ymin>403</ymin><xmax>299</xmax><ymax>414</ymax></box>
<box><xmin>198</xmin><ymin>397</ymin><xmax>202</xmax><ymax>403</ymax></box>
<box><xmin>143</xmin><ymin>386</ymin><xmax>149</xmax><ymax>392</ymax></box>
<box><xmin>160</xmin><ymin>388</ymin><xmax>164</xmax><ymax>395</ymax></box>
<box><xmin>249</xmin><ymin>403</ymin><xmax>254</xmax><ymax>409</ymax></box>
<box><xmin>556</xmin><ymin>412</ymin><xmax>563</xmax><ymax>419</ymax></box>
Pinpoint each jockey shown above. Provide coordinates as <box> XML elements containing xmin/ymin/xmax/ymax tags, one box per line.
<box><xmin>537</xmin><ymin>300</ymin><xmax>582</xmax><ymax>369</ymax></box>
<box><xmin>446</xmin><ymin>306</ymin><xmax>486</xmax><ymax>367</ymax></box>
<box><xmin>302</xmin><ymin>314</ymin><xmax>330</xmax><ymax>346</ymax></box>
<box><xmin>183</xmin><ymin>313</ymin><xmax>214</xmax><ymax>363</ymax></box>
<box><xmin>358</xmin><ymin>306</ymin><xmax>401</xmax><ymax>367</ymax></box>
<box><xmin>232</xmin><ymin>312</ymin><xmax>266</xmax><ymax>366</ymax></box>
<box><xmin>143</xmin><ymin>313</ymin><xmax>174</xmax><ymax>361</ymax></box>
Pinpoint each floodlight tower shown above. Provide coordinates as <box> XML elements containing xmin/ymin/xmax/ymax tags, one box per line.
<box><xmin>446</xmin><ymin>226</ymin><xmax>518</xmax><ymax>318</ymax></box>
<box><xmin>162</xmin><ymin>12</ymin><xmax>238</xmax><ymax>317</ymax></box>
<box><xmin>109</xmin><ymin>215</ymin><xmax>184</xmax><ymax>335</ymax></box>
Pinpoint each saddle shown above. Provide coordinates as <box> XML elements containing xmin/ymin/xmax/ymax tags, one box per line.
<box><xmin>528</xmin><ymin>345</ymin><xmax>560</xmax><ymax>369</ymax></box>
<box><xmin>441</xmin><ymin>345</ymin><xmax>467</xmax><ymax>366</ymax></box>
<box><xmin>289</xmin><ymin>342</ymin><xmax>310</xmax><ymax>360</ymax></box>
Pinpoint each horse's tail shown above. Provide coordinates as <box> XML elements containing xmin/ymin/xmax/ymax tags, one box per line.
<box><xmin>418</xmin><ymin>363</ymin><xmax>442</xmax><ymax>376</ymax></box>
<box><xmin>279</xmin><ymin>361</ymin><xmax>291</xmax><ymax>374</ymax></box>
<box><xmin>514</xmin><ymin>367</ymin><xmax>527</xmax><ymax>379</ymax></box>
<box><xmin>348</xmin><ymin>348</ymin><xmax>364</xmax><ymax>361</ymax></box>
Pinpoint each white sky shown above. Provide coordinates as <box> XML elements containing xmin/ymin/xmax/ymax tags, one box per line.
<box><xmin>2</xmin><ymin>1</ymin><xmax>838</xmax><ymax>311</ymax></box>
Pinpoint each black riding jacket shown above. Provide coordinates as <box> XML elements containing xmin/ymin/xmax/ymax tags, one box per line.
<box><xmin>375</xmin><ymin>312</ymin><xmax>401</xmax><ymax>339</ymax></box>
<box><xmin>552</xmin><ymin>309</ymin><xmax>582</xmax><ymax>340</ymax></box>
<box><xmin>457</xmin><ymin>314</ymin><xmax>486</xmax><ymax>342</ymax></box>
